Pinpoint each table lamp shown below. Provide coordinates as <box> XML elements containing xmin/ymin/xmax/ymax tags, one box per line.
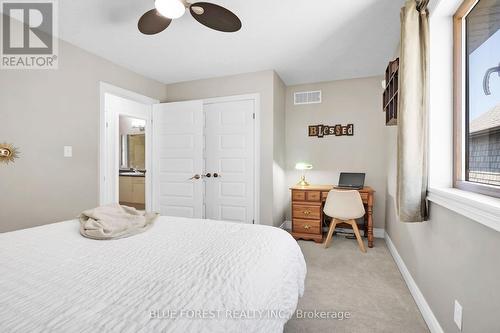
<box><xmin>295</xmin><ymin>162</ymin><xmax>313</xmax><ymax>186</ymax></box>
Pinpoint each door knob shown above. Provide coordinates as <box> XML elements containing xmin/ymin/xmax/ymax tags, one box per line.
<box><xmin>202</xmin><ymin>173</ymin><xmax>212</xmax><ymax>178</ymax></box>
<box><xmin>213</xmin><ymin>173</ymin><xmax>220</xmax><ymax>178</ymax></box>
<box><xmin>188</xmin><ymin>174</ymin><xmax>201</xmax><ymax>180</ymax></box>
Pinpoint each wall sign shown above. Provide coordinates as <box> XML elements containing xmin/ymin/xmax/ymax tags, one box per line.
<box><xmin>308</xmin><ymin>124</ymin><xmax>354</xmax><ymax>138</ymax></box>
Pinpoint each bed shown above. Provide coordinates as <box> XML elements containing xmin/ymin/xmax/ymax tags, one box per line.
<box><xmin>0</xmin><ymin>216</ymin><xmax>306</xmax><ymax>333</ymax></box>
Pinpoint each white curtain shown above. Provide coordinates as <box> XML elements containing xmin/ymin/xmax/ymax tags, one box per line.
<box><xmin>397</xmin><ymin>0</ymin><xmax>429</xmax><ymax>222</ymax></box>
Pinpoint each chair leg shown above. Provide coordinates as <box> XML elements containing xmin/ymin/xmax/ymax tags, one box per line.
<box><xmin>350</xmin><ymin>220</ymin><xmax>367</xmax><ymax>253</ymax></box>
<box><xmin>324</xmin><ymin>219</ymin><xmax>337</xmax><ymax>249</ymax></box>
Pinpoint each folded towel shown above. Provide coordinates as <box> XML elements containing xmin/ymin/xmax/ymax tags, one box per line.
<box><xmin>79</xmin><ymin>203</ymin><xmax>158</xmax><ymax>240</ymax></box>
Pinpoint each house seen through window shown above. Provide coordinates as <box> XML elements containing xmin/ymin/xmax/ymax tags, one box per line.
<box><xmin>465</xmin><ymin>0</ymin><xmax>500</xmax><ymax>187</ymax></box>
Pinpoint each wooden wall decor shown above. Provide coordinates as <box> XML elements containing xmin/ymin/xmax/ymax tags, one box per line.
<box><xmin>0</xmin><ymin>143</ymin><xmax>20</xmax><ymax>164</ymax></box>
<box><xmin>308</xmin><ymin>124</ymin><xmax>354</xmax><ymax>138</ymax></box>
<box><xmin>383</xmin><ymin>58</ymin><xmax>399</xmax><ymax>126</ymax></box>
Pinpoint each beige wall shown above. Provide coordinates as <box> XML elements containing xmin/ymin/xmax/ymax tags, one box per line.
<box><xmin>385</xmin><ymin>127</ymin><xmax>500</xmax><ymax>332</ymax></box>
<box><xmin>384</xmin><ymin>4</ymin><xmax>500</xmax><ymax>330</ymax></box>
<box><xmin>0</xmin><ymin>39</ymin><xmax>167</xmax><ymax>232</ymax></box>
<box><xmin>272</xmin><ymin>73</ymin><xmax>288</xmax><ymax>227</ymax></box>
<box><xmin>285</xmin><ymin>77</ymin><xmax>389</xmax><ymax>229</ymax></box>
<box><xmin>165</xmin><ymin>70</ymin><xmax>280</xmax><ymax>226</ymax></box>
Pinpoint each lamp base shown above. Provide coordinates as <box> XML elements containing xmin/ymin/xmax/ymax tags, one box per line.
<box><xmin>296</xmin><ymin>176</ymin><xmax>309</xmax><ymax>186</ymax></box>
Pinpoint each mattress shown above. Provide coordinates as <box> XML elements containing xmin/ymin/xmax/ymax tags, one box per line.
<box><xmin>0</xmin><ymin>217</ymin><xmax>306</xmax><ymax>333</ymax></box>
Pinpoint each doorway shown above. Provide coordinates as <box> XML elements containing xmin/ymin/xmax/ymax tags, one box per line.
<box><xmin>99</xmin><ymin>83</ymin><xmax>158</xmax><ymax>211</ymax></box>
<box><xmin>100</xmin><ymin>87</ymin><xmax>259</xmax><ymax>223</ymax></box>
<box><xmin>118</xmin><ymin>116</ymin><xmax>146</xmax><ymax>210</ymax></box>
<box><xmin>152</xmin><ymin>94</ymin><xmax>260</xmax><ymax>224</ymax></box>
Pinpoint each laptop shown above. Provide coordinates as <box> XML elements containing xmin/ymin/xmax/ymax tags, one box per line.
<box><xmin>335</xmin><ymin>172</ymin><xmax>365</xmax><ymax>190</ymax></box>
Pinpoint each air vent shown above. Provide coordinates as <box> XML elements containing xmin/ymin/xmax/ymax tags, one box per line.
<box><xmin>294</xmin><ymin>90</ymin><xmax>322</xmax><ymax>105</ymax></box>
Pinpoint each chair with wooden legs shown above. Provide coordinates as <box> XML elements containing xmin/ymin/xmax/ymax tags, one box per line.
<box><xmin>323</xmin><ymin>190</ymin><xmax>366</xmax><ymax>253</ymax></box>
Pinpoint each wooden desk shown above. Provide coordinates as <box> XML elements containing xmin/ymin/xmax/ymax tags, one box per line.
<box><xmin>290</xmin><ymin>185</ymin><xmax>375</xmax><ymax>248</ymax></box>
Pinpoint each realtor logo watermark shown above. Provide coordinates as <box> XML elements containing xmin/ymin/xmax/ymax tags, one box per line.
<box><xmin>1</xmin><ymin>0</ymin><xmax>58</xmax><ymax>69</ymax></box>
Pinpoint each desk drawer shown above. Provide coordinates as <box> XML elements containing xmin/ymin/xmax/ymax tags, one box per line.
<box><xmin>293</xmin><ymin>204</ymin><xmax>321</xmax><ymax>220</ymax></box>
<box><xmin>306</xmin><ymin>191</ymin><xmax>321</xmax><ymax>201</ymax></box>
<box><xmin>292</xmin><ymin>190</ymin><xmax>306</xmax><ymax>201</ymax></box>
<box><xmin>293</xmin><ymin>219</ymin><xmax>321</xmax><ymax>234</ymax></box>
<box><xmin>321</xmin><ymin>190</ymin><xmax>368</xmax><ymax>203</ymax></box>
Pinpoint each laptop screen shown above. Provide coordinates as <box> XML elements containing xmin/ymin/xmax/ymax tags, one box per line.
<box><xmin>338</xmin><ymin>173</ymin><xmax>365</xmax><ymax>188</ymax></box>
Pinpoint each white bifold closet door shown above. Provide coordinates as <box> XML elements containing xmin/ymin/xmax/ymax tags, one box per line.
<box><xmin>152</xmin><ymin>100</ymin><xmax>204</xmax><ymax>218</ymax></box>
<box><xmin>152</xmin><ymin>98</ymin><xmax>255</xmax><ymax>224</ymax></box>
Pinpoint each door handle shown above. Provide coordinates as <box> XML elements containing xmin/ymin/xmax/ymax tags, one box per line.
<box><xmin>188</xmin><ymin>174</ymin><xmax>201</xmax><ymax>180</ymax></box>
<box><xmin>202</xmin><ymin>173</ymin><xmax>212</xmax><ymax>178</ymax></box>
<box><xmin>213</xmin><ymin>173</ymin><xmax>220</xmax><ymax>178</ymax></box>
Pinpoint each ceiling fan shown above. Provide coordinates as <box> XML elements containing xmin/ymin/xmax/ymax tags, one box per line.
<box><xmin>138</xmin><ymin>0</ymin><xmax>242</xmax><ymax>35</ymax></box>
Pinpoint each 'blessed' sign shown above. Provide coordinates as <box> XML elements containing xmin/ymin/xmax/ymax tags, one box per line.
<box><xmin>308</xmin><ymin>124</ymin><xmax>354</xmax><ymax>138</ymax></box>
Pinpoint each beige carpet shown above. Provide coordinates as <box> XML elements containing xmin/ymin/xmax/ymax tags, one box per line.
<box><xmin>285</xmin><ymin>237</ymin><xmax>429</xmax><ymax>333</ymax></box>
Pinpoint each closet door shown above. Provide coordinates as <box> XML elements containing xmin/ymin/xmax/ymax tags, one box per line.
<box><xmin>204</xmin><ymin>99</ymin><xmax>255</xmax><ymax>224</ymax></box>
<box><xmin>152</xmin><ymin>101</ymin><xmax>204</xmax><ymax>218</ymax></box>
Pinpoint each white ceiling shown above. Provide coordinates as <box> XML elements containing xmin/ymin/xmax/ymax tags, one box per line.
<box><xmin>58</xmin><ymin>0</ymin><xmax>404</xmax><ymax>85</ymax></box>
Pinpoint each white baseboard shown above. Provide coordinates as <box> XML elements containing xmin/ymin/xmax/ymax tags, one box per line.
<box><xmin>280</xmin><ymin>220</ymin><xmax>385</xmax><ymax>238</ymax></box>
<box><xmin>385</xmin><ymin>232</ymin><xmax>444</xmax><ymax>333</ymax></box>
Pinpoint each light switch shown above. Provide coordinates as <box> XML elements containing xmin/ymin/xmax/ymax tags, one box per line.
<box><xmin>64</xmin><ymin>146</ymin><xmax>72</xmax><ymax>157</ymax></box>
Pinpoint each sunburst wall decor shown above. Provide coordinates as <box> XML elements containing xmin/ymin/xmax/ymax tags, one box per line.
<box><xmin>0</xmin><ymin>143</ymin><xmax>20</xmax><ymax>164</ymax></box>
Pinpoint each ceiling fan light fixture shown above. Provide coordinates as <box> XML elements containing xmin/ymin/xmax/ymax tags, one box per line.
<box><xmin>155</xmin><ymin>0</ymin><xmax>186</xmax><ymax>19</ymax></box>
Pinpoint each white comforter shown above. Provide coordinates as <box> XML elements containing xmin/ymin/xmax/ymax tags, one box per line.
<box><xmin>0</xmin><ymin>217</ymin><xmax>306</xmax><ymax>333</ymax></box>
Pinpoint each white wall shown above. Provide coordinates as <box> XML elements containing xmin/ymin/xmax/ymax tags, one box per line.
<box><xmin>285</xmin><ymin>77</ymin><xmax>389</xmax><ymax>229</ymax></box>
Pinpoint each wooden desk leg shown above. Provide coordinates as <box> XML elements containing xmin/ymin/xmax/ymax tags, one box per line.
<box><xmin>367</xmin><ymin>205</ymin><xmax>374</xmax><ymax>248</ymax></box>
<box><xmin>363</xmin><ymin>211</ymin><xmax>368</xmax><ymax>238</ymax></box>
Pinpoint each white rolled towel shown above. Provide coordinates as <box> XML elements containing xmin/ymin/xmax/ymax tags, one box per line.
<box><xmin>79</xmin><ymin>203</ymin><xmax>158</xmax><ymax>240</ymax></box>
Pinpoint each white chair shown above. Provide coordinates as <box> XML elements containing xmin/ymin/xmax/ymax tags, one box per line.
<box><xmin>323</xmin><ymin>190</ymin><xmax>366</xmax><ymax>253</ymax></box>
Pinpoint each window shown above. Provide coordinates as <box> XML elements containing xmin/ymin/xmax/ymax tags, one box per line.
<box><xmin>454</xmin><ymin>0</ymin><xmax>500</xmax><ymax>197</ymax></box>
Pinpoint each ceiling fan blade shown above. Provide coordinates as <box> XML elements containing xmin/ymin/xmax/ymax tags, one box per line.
<box><xmin>189</xmin><ymin>2</ymin><xmax>241</xmax><ymax>33</ymax></box>
<box><xmin>138</xmin><ymin>9</ymin><xmax>172</xmax><ymax>35</ymax></box>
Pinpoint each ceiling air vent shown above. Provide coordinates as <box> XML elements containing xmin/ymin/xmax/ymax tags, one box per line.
<box><xmin>294</xmin><ymin>90</ymin><xmax>322</xmax><ymax>105</ymax></box>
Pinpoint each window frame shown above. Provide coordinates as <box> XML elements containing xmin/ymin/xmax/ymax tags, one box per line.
<box><xmin>453</xmin><ymin>0</ymin><xmax>500</xmax><ymax>198</ymax></box>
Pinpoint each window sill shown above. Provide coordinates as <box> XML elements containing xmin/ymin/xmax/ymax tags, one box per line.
<box><xmin>427</xmin><ymin>187</ymin><xmax>500</xmax><ymax>232</ymax></box>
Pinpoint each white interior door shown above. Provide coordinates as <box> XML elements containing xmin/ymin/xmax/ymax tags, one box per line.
<box><xmin>152</xmin><ymin>100</ymin><xmax>204</xmax><ymax>218</ymax></box>
<box><xmin>204</xmin><ymin>99</ymin><xmax>255</xmax><ymax>224</ymax></box>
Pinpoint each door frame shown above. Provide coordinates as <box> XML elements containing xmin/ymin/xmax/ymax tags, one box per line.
<box><xmin>203</xmin><ymin>93</ymin><xmax>261</xmax><ymax>224</ymax></box>
<box><xmin>99</xmin><ymin>82</ymin><xmax>159</xmax><ymax>210</ymax></box>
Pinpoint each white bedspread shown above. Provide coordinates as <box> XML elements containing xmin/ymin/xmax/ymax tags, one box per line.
<box><xmin>0</xmin><ymin>217</ymin><xmax>306</xmax><ymax>333</ymax></box>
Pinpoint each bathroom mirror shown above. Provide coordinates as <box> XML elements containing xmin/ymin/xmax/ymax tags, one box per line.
<box><xmin>120</xmin><ymin>134</ymin><xmax>145</xmax><ymax>169</ymax></box>
<box><xmin>119</xmin><ymin>115</ymin><xmax>146</xmax><ymax>170</ymax></box>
